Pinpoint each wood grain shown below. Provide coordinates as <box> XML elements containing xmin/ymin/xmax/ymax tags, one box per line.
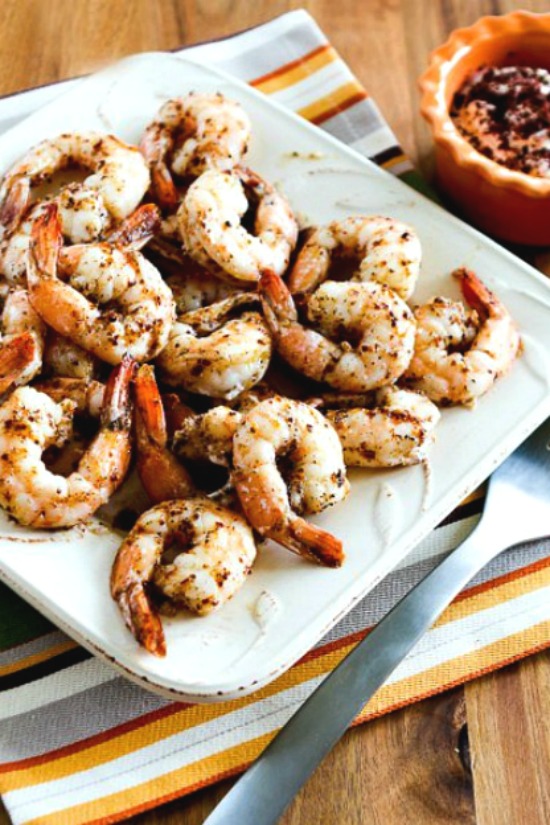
<box><xmin>1</xmin><ymin>2</ymin><xmax>550</xmax><ymax>824</ymax></box>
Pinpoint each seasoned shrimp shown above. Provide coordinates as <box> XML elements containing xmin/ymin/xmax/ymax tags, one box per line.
<box><xmin>232</xmin><ymin>396</ymin><xmax>349</xmax><ymax>567</ymax></box>
<box><xmin>404</xmin><ymin>269</ymin><xmax>521</xmax><ymax>406</ymax></box>
<box><xmin>0</xmin><ymin>357</ymin><xmax>135</xmax><ymax>528</ymax></box>
<box><xmin>260</xmin><ymin>269</ymin><xmax>416</xmax><ymax>393</ymax></box>
<box><xmin>42</xmin><ymin>332</ymin><xmax>98</xmax><ymax>381</ymax></box>
<box><xmin>173</xmin><ymin>405</ymin><xmax>242</xmax><ymax>467</ymax></box>
<box><xmin>110</xmin><ymin>498</ymin><xmax>257</xmax><ymax>655</ymax></box>
<box><xmin>179</xmin><ymin>167</ymin><xmax>298</xmax><ymax>283</ymax></box>
<box><xmin>287</xmin><ymin>216</ymin><xmax>422</xmax><ymax>300</ymax></box>
<box><xmin>0</xmin><ymin>132</ymin><xmax>150</xmax><ymax>240</ymax></box>
<box><xmin>317</xmin><ymin>387</ymin><xmax>440</xmax><ymax>467</ymax></box>
<box><xmin>27</xmin><ymin>204</ymin><xmax>175</xmax><ymax>365</ymax></box>
<box><xmin>135</xmin><ymin>367</ymin><xmax>235</xmax><ymax>506</ymax></box>
<box><xmin>34</xmin><ymin>376</ymin><xmax>106</xmax><ymax>417</ymax></box>
<box><xmin>0</xmin><ymin>200</ymin><xmax>160</xmax><ymax>288</ymax></box>
<box><xmin>171</xmin><ymin>385</ymin><xmax>278</xmax><ymax>468</ymax></box>
<box><xmin>165</xmin><ymin>266</ymin><xmax>243</xmax><ymax>315</ymax></box>
<box><xmin>141</xmin><ymin>93</ymin><xmax>251</xmax><ymax>210</ymax></box>
<box><xmin>134</xmin><ymin>365</ymin><xmax>196</xmax><ymax>504</ymax></box>
<box><xmin>0</xmin><ymin>288</ymin><xmax>46</xmax><ymax>394</ymax></box>
<box><xmin>156</xmin><ymin>292</ymin><xmax>272</xmax><ymax>399</ymax></box>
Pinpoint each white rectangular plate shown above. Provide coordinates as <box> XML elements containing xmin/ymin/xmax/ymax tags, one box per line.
<box><xmin>1</xmin><ymin>53</ymin><xmax>550</xmax><ymax>703</ymax></box>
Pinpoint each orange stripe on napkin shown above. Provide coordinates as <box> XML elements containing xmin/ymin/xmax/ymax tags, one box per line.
<box><xmin>250</xmin><ymin>44</ymin><xmax>336</xmax><ymax>93</ymax></box>
<box><xmin>299</xmin><ymin>83</ymin><xmax>367</xmax><ymax>125</ymax></box>
<box><xmin>0</xmin><ymin>639</ymin><xmax>77</xmax><ymax>677</ymax></box>
<box><xmin>4</xmin><ymin>556</ymin><xmax>549</xmax><ymax>790</ymax></box>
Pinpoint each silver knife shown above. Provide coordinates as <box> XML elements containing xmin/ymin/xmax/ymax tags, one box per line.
<box><xmin>204</xmin><ymin>416</ymin><xmax>550</xmax><ymax>825</ymax></box>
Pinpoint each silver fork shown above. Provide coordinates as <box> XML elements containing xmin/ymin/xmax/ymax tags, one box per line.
<box><xmin>204</xmin><ymin>416</ymin><xmax>550</xmax><ymax>825</ymax></box>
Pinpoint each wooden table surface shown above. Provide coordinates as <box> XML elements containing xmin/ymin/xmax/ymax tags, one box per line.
<box><xmin>2</xmin><ymin>1</ymin><xmax>550</xmax><ymax>823</ymax></box>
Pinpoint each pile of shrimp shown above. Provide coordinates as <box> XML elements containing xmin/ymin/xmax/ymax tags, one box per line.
<box><xmin>0</xmin><ymin>91</ymin><xmax>522</xmax><ymax>656</ymax></box>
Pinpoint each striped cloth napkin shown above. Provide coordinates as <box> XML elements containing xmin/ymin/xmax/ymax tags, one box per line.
<box><xmin>2</xmin><ymin>9</ymin><xmax>550</xmax><ymax>825</ymax></box>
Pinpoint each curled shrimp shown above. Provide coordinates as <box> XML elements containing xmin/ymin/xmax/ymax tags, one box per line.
<box><xmin>34</xmin><ymin>375</ymin><xmax>106</xmax><ymax>416</ymax></box>
<box><xmin>0</xmin><ymin>132</ymin><xmax>150</xmax><ymax>241</ymax></box>
<box><xmin>171</xmin><ymin>383</ymin><xmax>279</xmax><ymax>468</ymax></box>
<box><xmin>27</xmin><ymin>204</ymin><xmax>175</xmax><ymax>365</ymax></box>
<box><xmin>179</xmin><ymin>166</ymin><xmax>298</xmax><ymax>283</ymax></box>
<box><xmin>0</xmin><ymin>200</ymin><xmax>160</xmax><ymax>287</ymax></box>
<box><xmin>110</xmin><ymin>498</ymin><xmax>257</xmax><ymax>656</ymax></box>
<box><xmin>0</xmin><ymin>289</ymin><xmax>46</xmax><ymax>395</ymax></box>
<box><xmin>135</xmin><ymin>367</ymin><xmax>235</xmax><ymax>507</ymax></box>
<box><xmin>173</xmin><ymin>404</ymin><xmax>242</xmax><ymax>468</ymax></box>
<box><xmin>232</xmin><ymin>396</ymin><xmax>349</xmax><ymax>567</ymax></box>
<box><xmin>156</xmin><ymin>292</ymin><xmax>272</xmax><ymax>399</ymax></box>
<box><xmin>260</xmin><ymin>269</ymin><xmax>416</xmax><ymax>393</ymax></box>
<box><xmin>287</xmin><ymin>216</ymin><xmax>422</xmax><ymax>300</ymax></box>
<box><xmin>140</xmin><ymin>93</ymin><xmax>252</xmax><ymax>210</ymax></box>
<box><xmin>42</xmin><ymin>332</ymin><xmax>98</xmax><ymax>381</ymax></box>
<box><xmin>0</xmin><ymin>357</ymin><xmax>135</xmax><ymax>528</ymax></box>
<box><xmin>164</xmin><ymin>262</ymin><xmax>243</xmax><ymax>315</ymax></box>
<box><xmin>316</xmin><ymin>387</ymin><xmax>440</xmax><ymax>467</ymax></box>
<box><xmin>404</xmin><ymin>268</ymin><xmax>522</xmax><ymax>406</ymax></box>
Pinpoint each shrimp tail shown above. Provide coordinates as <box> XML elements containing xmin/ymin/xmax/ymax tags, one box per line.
<box><xmin>105</xmin><ymin>203</ymin><xmax>161</xmax><ymax>250</ymax></box>
<box><xmin>454</xmin><ymin>268</ymin><xmax>494</xmax><ymax>319</ymax></box>
<box><xmin>113</xmin><ymin>579</ymin><xmax>167</xmax><ymax>657</ymax></box>
<box><xmin>101</xmin><ymin>354</ymin><xmax>137</xmax><ymax>431</ymax></box>
<box><xmin>0</xmin><ymin>176</ymin><xmax>31</xmax><ymax>236</ymax></box>
<box><xmin>134</xmin><ymin>364</ymin><xmax>196</xmax><ymax>503</ymax></box>
<box><xmin>259</xmin><ymin>268</ymin><xmax>298</xmax><ymax>326</ymax></box>
<box><xmin>0</xmin><ymin>332</ymin><xmax>40</xmax><ymax>395</ymax></box>
<box><xmin>162</xmin><ymin>393</ymin><xmax>196</xmax><ymax>438</ymax></box>
<box><xmin>152</xmin><ymin>163</ymin><xmax>180</xmax><ymax>212</ymax></box>
<box><xmin>289</xmin><ymin>517</ymin><xmax>345</xmax><ymax>568</ymax></box>
<box><xmin>29</xmin><ymin>201</ymin><xmax>63</xmax><ymax>277</ymax></box>
<box><xmin>135</xmin><ymin>364</ymin><xmax>166</xmax><ymax>447</ymax></box>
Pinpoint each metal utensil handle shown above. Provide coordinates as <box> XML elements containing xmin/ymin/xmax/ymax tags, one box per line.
<box><xmin>204</xmin><ymin>522</ymin><xmax>499</xmax><ymax>825</ymax></box>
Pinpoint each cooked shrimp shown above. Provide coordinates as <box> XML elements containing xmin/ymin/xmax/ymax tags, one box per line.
<box><xmin>173</xmin><ymin>405</ymin><xmax>242</xmax><ymax>468</ymax></box>
<box><xmin>404</xmin><ymin>268</ymin><xmax>521</xmax><ymax>406</ymax></box>
<box><xmin>0</xmin><ymin>132</ymin><xmax>150</xmax><ymax>241</ymax></box>
<box><xmin>27</xmin><ymin>204</ymin><xmax>175</xmax><ymax>365</ymax></box>
<box><xmin>0</xmin><ymin>200</ymin><xmax>160</xmax><ymax>288</ymax></box>
<box><xmin>172</xmin><ymin>386</ymin><xmax>278</xmax><ymax>468</ymax></box>
<box><xmin>156</xmin><ymin>292</ymin><xmax>272</xmax><ymax>399</ymax></box>
<box><xmin>0</xmin><ymin>201</ymin><xmax>51</xmax><ymax>285</ymax></box>
<box><xmin>0</xmin><ymin>356</ymin><xmax>135</xmax><ymax>528</ymax></box>
<box><xmin>287</xmin><ymin>216</ymin><xmax>422</xmax><ymax>300</ymax></box>
<box><xmin>179</xmin><ymin>166</ymin><xmax>298</xmax><ymax>283</ymax></box>
<box><xmin>318</xmin><ymin>387</ymin><xmax>440</xmax><ymax>467</ymax></box>
<box><xmin>34</xmin><ymin>375</ymin><xmax>106</xmax><ymax>417</ymax></box>
<box><xmin>42</xmin><ymin>332</ymin><xmax>98</xmax><ymax>381</ymax></box>
<box><xmin>0</xmin><ymin>288</ymin><xmax>46</xmax><ymax>394</ymax></box>
<box><xmin>164</xmin><ymin>259</ymin><xmax>241</xmax><ymax>315</ymax></box>
<box><xmin>140</xmin><ymin>93</ymin><xmax>251</xmax><ymax>210</ymax></box>
<box><xmin>110</xmin><ymin>498</ymin><xmax>257</xmax><ymax>655</ymax></box>
<box><xmin>260</xmin><ymin>269</ymin><xmax>416</xmax><ymax>393</ymax></box>
<box><xmin>232</xmin><ymin>396</ymin><xmax>348</xmax><ymax>567</ymax></box>
<box><xmin>134</xmin><ymin>364</ymin><xmax>196</xmax><ymax>504</ymax></box>
<box><xmin>135</xmin><ymin>367</ymin><xmax>236</xmax><ymax>507</ymax></box>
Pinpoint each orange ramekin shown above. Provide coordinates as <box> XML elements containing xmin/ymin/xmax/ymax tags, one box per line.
<box><xmin>419</xmin><ymin>11</ymin><xmax>550</xmax><ymax>246</ymax></box>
